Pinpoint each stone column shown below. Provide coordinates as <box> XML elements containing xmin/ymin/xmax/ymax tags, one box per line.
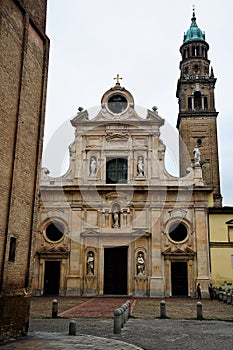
<box><xmin>192</xmin><ymin>96</ymin><xmax>194</xmax><ymax>110</ymax></box>
<box><xmin>74</xmin><ymin>135</ymin><xmax>83</xmax><ymax>180</ymax></box>
<box><xmin>150</xmin><ymin>209</ymin><xmax>164</xmax><ymax>297</ymax></box>
<box><xmin>195</xmin><ymin>207</ymin><xmax>210</xmax><ymax>297</ymax></box>
<box><xmin>99</xmin><ymin>246</ymin><xmax>104</xmax><ymax>295</ymax></box>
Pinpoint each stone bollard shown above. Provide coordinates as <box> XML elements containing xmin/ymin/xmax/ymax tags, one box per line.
<box><xmin>196</xmin><ymin>302</ymin><xmax>203</xmax><ymax>320</ymax></box>
<box><xmin>126</xmin><ymin>300</ymin><xmax>130</xmax><ymax>321</ymax></box>
<box><xmin>120</xmin><ymin>306</ymin><xmax>125</xmax><ymax>328</ymax></box>
<box><xmin>127</xmin><ymin>300</ymin><xmax>131</xmax><ymax>318</ymax></box>
<box><xmin>227</xmin><ymin>293</ymin><xmax>231</xmax><ymax>305</ymax></box>
<box><xmin>52</xmin><ymin>299</ymin><xmax>58</xmax><ymax>318</ymax></box>
<box><xmin>114</xmin><ymin>308</ymin><xmax>123</xmax><ymax>334</ymax></box>
<box><xmin>69</xmin><ymin>320</ymin><xmax>77</xmax><ymax>335</ymax></box>
<box><xmin>160</xmin><ymin>300</ymin><xmax>166</xmax><ymax>319</ymax></box>
<box><xmin>223</xmin><ymin>292</ymin><xmax>227</xmax><ymax>303</ymax></box>
<box><xmin>122</xmin><ymin>303</ymin><xmax>128</xmax><ymax>324</ymax></box>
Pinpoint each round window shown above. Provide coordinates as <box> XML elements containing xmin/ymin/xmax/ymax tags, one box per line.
<box><xmin>168</xmin><ymin>223</ymin><xmax>188</xmax><ymax>242</ymax></box>
<box><xmin>46</xmin><ymin>222</ymin><xmax>64</xmax><ymax>242</ymax></box>
<box><xmin>107</xmin><ymin>94</ymin><xmax>128</xmax><ymax>114</ymax></box>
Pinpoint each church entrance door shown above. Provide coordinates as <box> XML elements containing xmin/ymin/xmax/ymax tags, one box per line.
<box><xmin>171</xmin><ymin>261</ymin><xmax>188</xmax><ymax>296</ymax></box>
<box><xmin>44</xmin><ymin>261</ymin><xmax>60</xmax><ymax>295</ymax></box>
<box><xmin>104</xmin><ymin>247</ymin><xmax>128</xmax><ymax>295</ymax></box>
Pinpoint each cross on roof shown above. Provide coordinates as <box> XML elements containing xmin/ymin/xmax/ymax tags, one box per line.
<box><xmin>114</xmin><ymin>74</ymin><xmax>122</xmax><ymax>85</ymax></box>
<box><xmin>192</xmin><ymin>4</ymin><xmax>196</xmax><ymax>16</ymax></box>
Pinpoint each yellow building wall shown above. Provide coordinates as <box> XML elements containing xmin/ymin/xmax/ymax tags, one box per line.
<box><xmin>209</xmin><ymin>210</ymin><xmax>233</xmax><ymax>287</ymax></box>
<box><xmin>209</xmin><ymin>214</ymin><xmax>229</xmax><ymax>242</ymax></box>
<box><xmin>210</xmin><ymin>248</ymin><xmax>233</xmax><ymax>286</ymax></box>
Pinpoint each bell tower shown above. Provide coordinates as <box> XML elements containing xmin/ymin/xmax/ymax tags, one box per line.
<box><xmin>176</xmin><ymin>10</ymin><xmax>222</xmax><ymax>207</ymax></box>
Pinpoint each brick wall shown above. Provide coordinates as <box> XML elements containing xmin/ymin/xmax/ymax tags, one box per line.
<box><xmin>0</xmin><ymin>0</ymin><xmax>49</xmax><ymax>339</ymax></box>
<box><xmin>179</xmin><ymin>116</ymin><xmax>221</xmax><ymax>203</ymax></box>
<box><xmin>0</xmin><ymin>296</ymin><xmax>30</xmax><ymax>340</ymax></box>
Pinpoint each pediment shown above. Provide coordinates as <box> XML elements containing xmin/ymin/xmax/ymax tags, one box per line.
<box><xmin>70</xmin><ymin>106</ymin><xmax>165</xmax><ymax>129</ymax></box>
<box><xmin>71</xmin><ymin>110</ymin><xmax>89</xmax><ymax>126</ymax></box>
<box><xmin>162</xmin><ymin>246</ymin><xmax>195</xmax><ymax>256</ymax></box>
<box><xmin>169</xmin><ymin>209</ymin><xmax>188</xmax><ymax>219</ymax></box>
<box><xmin>146</xmin><ymin>109</ymin><xmax>165</xmax><ymax>127</ymax></box>
<box><xmin>106</xmin><ymin>132</ymin><xmax>129</xmax><ymax>141</ymax></box>
<box><xmin>92</xmin><ymin>106</ymin><xmax>145</xmax><ymax>122</ymax></box>
<box><xmin>174</xmin><ymin>247</ymin><xmax>184</xmax><ymax>254</ymax></box>
<box><xmin>184</xmin><ymin>247</ymin><xmax>196</xmax><ymax>255</ymax></box>
<box><xmin>37</xmin><ymin>246</ymin><xmax>69</xmax><ymax>254</ymax></box>
<box><xmin>104</xmin><ymin>192</ymin><xmax>127</xmax><ymax>201</ymax></box>
<box><xmin>226</xmin><ymin>219</ymin><xmax>233</xmax><ymax>225</ymax></box>
<box><xmin>81</xmin><ymin>229</ymin><xmax>99</xmax><ymax>237</ymax></box>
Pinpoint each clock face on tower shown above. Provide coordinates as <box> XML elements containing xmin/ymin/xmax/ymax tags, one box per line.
<box><xmin>107</xmin><ymin>94</ymin><xmax>128</xmax><ymax>114</ymax></box>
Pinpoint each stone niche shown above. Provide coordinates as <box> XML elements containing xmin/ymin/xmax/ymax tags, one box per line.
<box><xmin>134</xmin><ymin>250</ymin><xmax>149</xmax><ymax>296</ymax></box>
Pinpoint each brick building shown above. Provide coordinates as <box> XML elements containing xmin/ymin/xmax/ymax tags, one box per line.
<box><xmin>32</xmin><ymin>12</ymin><xmax>222</xmax><ymax>299</ymax></box>
<box><xmin>0</xmin><ymin>0</ymin><xmax>49</xmax><ymax>340</ymax></box>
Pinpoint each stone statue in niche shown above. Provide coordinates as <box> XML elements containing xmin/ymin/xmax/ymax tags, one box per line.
<box><xmin>193</xmin><ymin>145</ymin><xmax>201</xmax><ymax>167</ymax></box>
<box><xmin>89</xmin><ymin>157</ymin><xmax>97</xmax><ymax>176</ymax></box>
<box><xmin>112</xmin><ymin>205</ymin><xmax>120</xmax><ymax>228</ymax></box>
<box><xmin>136</xmin><ymin>251</ymin><xmax>145</xmax><ymax>275</ymax></box>
<box><xmin>86</xmin><ymin>251</ymin><xmax>94</xmax><ymax>275</ymax></box>
<box><xmin>137</xmin><ymin>156</ymin><xmax>144</xmax><ymax>176</ymax></box>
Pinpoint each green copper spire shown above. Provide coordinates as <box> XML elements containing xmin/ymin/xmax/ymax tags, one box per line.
<box><xmin>183</xmin><ymin>10</ymin><xmax>206</xmax><ymax>43</ymax></box>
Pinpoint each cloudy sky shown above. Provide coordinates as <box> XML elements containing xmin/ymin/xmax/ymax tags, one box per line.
<box><xmin>43</xmin><ymin>0</ymin><xmax>233</xmax><ymax>206</ymax></box>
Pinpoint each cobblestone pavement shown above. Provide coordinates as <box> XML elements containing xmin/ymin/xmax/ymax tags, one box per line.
<box><xmin>0</xmin><ymin>331</ymin><xmax>143</xmax><ymax>350</ymax></box>
<box><xmin>0</xmin><ymin>297</ymin><xmax>232</xmax><ymax>350</ymax></box>
<box><xmin>2</xmin><ymin>317</ymin><xmax>232</xmax><ymax>350</ymax></box>
<box><xmin>58</xmin><ymin>297</ymin><xmax>137</xmax><ymax>318</ymax></box>
<box><xmin>30</xmin><ymin>296</ymin><xmax>233</xmax><ymax>320</ymax></box>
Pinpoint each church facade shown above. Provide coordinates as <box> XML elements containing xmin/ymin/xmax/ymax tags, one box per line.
<box><xmin>32</xmin><ymin>12</ymin><xmax>222</xmax><ymax>298</ymax></box>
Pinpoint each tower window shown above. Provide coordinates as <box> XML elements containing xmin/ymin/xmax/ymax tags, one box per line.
<box><xmin>202</xmin><ymin>47</ymin><xmax>205</xmax><ymax>57</ymax></box>
<box><xmin>9</xmin><ymin>237</ymin><xmax>17</xmax><ymax>262</ymax></box>
<box><xmin>192</xmin><ymin>46</ymin><xmax>196</xmax><ymax>56</ymax></box>
<box><xmin>194</xmin><ymin>91</ymin><xmax>202</xmax><ymax>110</ymax></box>
<box><xmin>204</xmin><ymin>96</ymin><xmax>208</xmax><ymax>110</ymax></box>
<box><xmin>106</xmin><ymin>157</ymin><xmax>128</xmax><ymax>184</ymax></box>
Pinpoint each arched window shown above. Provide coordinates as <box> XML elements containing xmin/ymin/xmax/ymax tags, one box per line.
<box><xmin>204</xmin><ymin>96</ymin><xmax>208</xmax><ymax>110</ymax></box>
<box><xmin>188</xmin><ymin>97</ymin><xmax>192</xmax><ymax>110</ymax></box>
<box><xmin>194</xmin><ymin>91</ymin><xmax>202</xmax><ymax>110</ymax></box>
<box><xmin>192</xmin><ymin>45</ymin><xmax>196</xmax><ymax>56</ymax></box>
